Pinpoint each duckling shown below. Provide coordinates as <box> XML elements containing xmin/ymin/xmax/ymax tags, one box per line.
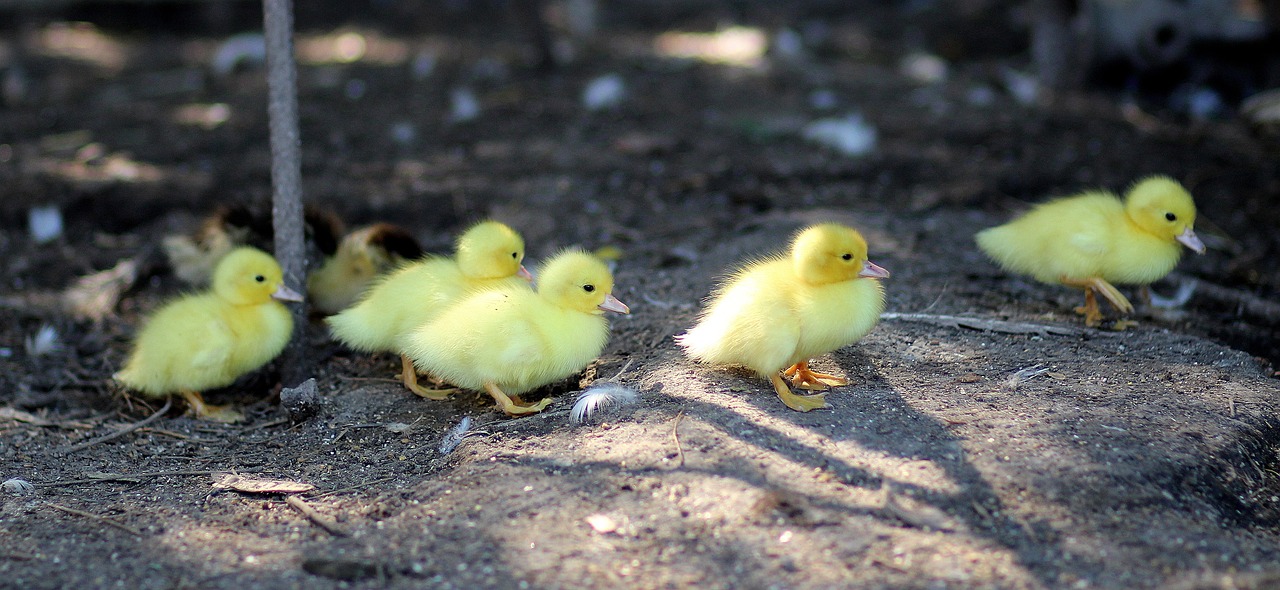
<box><xmin>404</xmin><ymin>249</ymin><xmax>630</xmax><ymax>416</ymax></box>
<box><xmin>326</xmin><ymin>220</ymin><xmax>533</xmax><ymax>398</ymax></box>
<box><xmin>677</xmin><ymin>223</ymin><xmax>890</xmax><ymax>412</ymax></box>
<box><xmin>975</xmin><ymin>175</ymin><xmax>1206</xmax><ymax>327</ymax></box>
<box><xmin>113</xmin><ymin>247</ymin><xmax>303</xmax><ymax>422</ymax></box>
<box><xmin>162</xmin><ymin>204</ymin><xmax>343</xmax><ymax>286</ymax></box>
<box><xmin>307</xmin><ymin>223</ymin><xmax>424</xmax><ymax>315</ymax></box>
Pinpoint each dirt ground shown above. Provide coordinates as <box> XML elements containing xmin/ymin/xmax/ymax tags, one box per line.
<box><xmin>2</xmin><ymin>2</ymin><xmax>1280</xmax><ymax>589</ymax></box>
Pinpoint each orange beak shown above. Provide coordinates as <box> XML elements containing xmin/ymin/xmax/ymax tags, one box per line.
<box><xmin>272</xmin><ymin>284</ymin><xmax>305</xmax><ymax>302</ymax></box>
<box><xmin>1176</xmin><ymin>227</ymin><xmax>1206</xmax><ymax>254</ymax></box>
<box><xmin>518</xmin><ymin>265</ymin><xmax>535</xmax><ymax>282</ymax></box>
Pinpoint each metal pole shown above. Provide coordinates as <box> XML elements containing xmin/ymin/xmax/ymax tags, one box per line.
<box><xmin>263</xmin><ymin>0</ymin><xmax>308</xmax><ymax>385</ymax></box>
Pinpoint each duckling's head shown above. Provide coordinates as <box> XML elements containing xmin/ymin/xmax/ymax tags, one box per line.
<box><xmin>455</xmin><ymin>221</ymin><xmax>533</xmax><ymax>280</ymax></box>
<box><xmin>536</xmin><ymin>250</ymin><xmax>630</xmax><ymax>315</ymax></box>
<box><xmin>1123</xmin><ymin>176</ymin><xmax>1206</xmax><ymax>254</ymax></box>
<box><xmin>213</xmin><ymin>247</ymin><xmax>305</xmax><ymax>306</ymax></box>
<box><xmin>791</xmin><ymin>223</ymin><xmax>891</xmax><ymax>285</ymax></box>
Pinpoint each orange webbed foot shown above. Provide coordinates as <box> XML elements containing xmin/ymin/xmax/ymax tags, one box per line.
<box><xmin>770</xmin><ymin>373</ymin><xmax>828</xmax><ymax>412</ymax></box>
<box><xmin>399</xmin><ymin>354</ymin><xmax>455</xmax><ymax>400</ymax></box>
<box><xmin>179</xmin><ymin>390</ymin><xmax>242</xmax><ymax>423</ymax></box>
<box><xmin>783</xmin><ymin>360</ymin><xmax>850</xmax><ymax>390</ymax></box>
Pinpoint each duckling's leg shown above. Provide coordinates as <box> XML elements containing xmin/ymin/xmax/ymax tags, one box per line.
<box><xmin>1061</xmin><ymin>276</ymin><xmax>1133</xmax><ymax>327</ymax></box>
<box><xmin>769</xmin><ymin>373</ymin><xmax>829</xmax><ymax>412</ymax></box>
<box><xmin>484</xmin><ymin>383</ymin><xmax>552</xmax><ymax>416</ymax></box>
<box><xmin>399</xmin><ymin>354</ymin><xmax>455</xmax><ymax>401</ymax></box>
<box><xmin>178</xmin><ymin>390</ymin><xmax>243</xmax><ymax>423</ymax></box>
<box><xmin>783</xmin><ymin>360</ymin><xmax>850</xmax><ymax>390</ymax></box>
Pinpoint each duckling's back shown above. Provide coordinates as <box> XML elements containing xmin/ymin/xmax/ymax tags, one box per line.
<box><xmin>976</xmin><ymin>192</ymin><xmax>1125</xmax><ymax>284</ymax></box>
<box><xmin>408</xmin><ymin>287</ymin><xmax>610</xmax><ymax>394</ymax></box>
<box><xmin>326</xmin><ymin>257</ymin><xmax>459</xmax><ymax>352</ymax></box>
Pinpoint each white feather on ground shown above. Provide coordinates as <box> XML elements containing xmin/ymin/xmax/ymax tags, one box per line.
<box><xmin>570</xmin><ymin>383</ymin><xmax>639</xmax><ymax>425</ymax></box>
<box><xmin>438</xmin><ymin>416</ymin><xmax>472</xmax><ymax>455</ymax></box>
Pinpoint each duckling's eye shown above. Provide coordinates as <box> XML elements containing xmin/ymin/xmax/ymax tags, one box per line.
<box><xmin>511</xmin><ymin>252</ymin><xmax>518</xmax><ymax>259</ymax></box>
<box><xmin>1165</xmin><ymin>212</ymin><xmax>1177</xmax><ymax>222</ymax></box>
<box><xmin>254</xmin><ymin>275</ymin><xmax>265</xmax><ymax>283</ymax></box>
<box><xmin>583</xmin><ymin>284</ymin><xmax>595</xmax><ymax>293</ymax></box>
<box><xmin>841</xmin><ymin>253</ymin><xmax>853</xmax><ymax>261</ymax></box>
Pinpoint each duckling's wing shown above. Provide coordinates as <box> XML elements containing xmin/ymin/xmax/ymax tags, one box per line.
<box><xmin>190</xmin><ymin>317</ymin><xmax>234</xmax><ymax>370</ymax></box>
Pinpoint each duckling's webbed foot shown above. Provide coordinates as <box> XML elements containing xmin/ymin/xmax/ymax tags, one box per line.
<box><xmin>783</xmin><ymin>360</ymin><xmax>850</xmax><ymax>390</ymax></box>
<box><xmin>485</xmin><ymin>383</ymin><xmax>552</xmax><ymax>416</ymax></box>
<box><xmin>770</xmin><ymin>373</ymin><xmax>828</xmax><ymax>412</ymax></box>
<box><xmin>400</xmin><ymin>354</ymin><xmax>455</xmax><ymax>400</ymax></box>
<box><xmin>1063</xmin><ymin>276</ymin><xmax>1133</xmax><ymax>327</ymax></box>
<box><xmin>179</xmin><ymin>390</ymin><xmax>243</xmax><ymax>423</ymax></box>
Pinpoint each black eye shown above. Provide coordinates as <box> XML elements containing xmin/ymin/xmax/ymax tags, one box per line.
<box><xmin>511</xmin><ymin>252</ymin><xmax>518</xmax><ymax>259</ymax></box>
<box><xmin>1165</xmin><ymin>212</ymin><xmax>1176</xmax><ymax>222</ymax></box>
<box><xmin>841</xmin><ymin>253</ymin><xmax>853</xmax><ymax>261</ymax></box>
<box><xmin>583</xmin><ymin>284</ymin><xmax>595</xmax><ymax>293</ymax></box>
<box><xmin>254</xmin><ymin>275</ymin><xmax>265</xmax><ymax>283</ymax></box>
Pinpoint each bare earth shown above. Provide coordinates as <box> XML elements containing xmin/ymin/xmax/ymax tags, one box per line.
<box><xmin>2</xmin><ymin>4</ymin><xmax>1279</xmax><ymax>589</ymax></box>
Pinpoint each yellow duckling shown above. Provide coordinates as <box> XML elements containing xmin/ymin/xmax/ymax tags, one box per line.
<box><xmin>327</xmin><ymin>220</ymin><xmax>533</xmax><ymax>398</ymax></box>
<box><xmin>404</xmin><ymin>249</ymin><xmax>630</xmax><ymax>416</ymax></box>
<box><xmin>975</xmin><ymin>175</ymin><xmax>1206</xmax><ymax>327</ymax></box>
<box><xmin>677</xmin><ymin>223</ymin><xmax>890</xmax><ymax>412</ymax></box>
<box><xmin>114</xmin><ymin>247</ymin><xmax>303</xmax><ymax>422</ymax></box>
<box><xmin>307</xmin><ymin>223</ymin><xmax>423</xmax><ymax>315</ymax></box>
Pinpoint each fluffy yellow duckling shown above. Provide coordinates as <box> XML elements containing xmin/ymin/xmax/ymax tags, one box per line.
<box><xmin>975</xmin><ymin>175</ymin><xmax>1206</xmax><ymax>327</ymax></box>
<box><xmin>327</xmin><ymin>220</ymin><xmax>533</xmax><ymax>398</ymax></box>
<box><xmin>113</xmin><ymin>247</ymin><xmax>303</xmax><ymax>422</ymax></box>
<box><xmin>677</xmin><ymin>223</ymin><xmax>890</xmax><ymax>412</ymax></box>
<box><xmin>307</xmin><ymin>223</ymin><xmax>424</xmax><ymax>315</ymax></box>
<box><xmin>404</xmin><ymin>249</ymin><xmax>630</xmax><ymax>416</ymax></box>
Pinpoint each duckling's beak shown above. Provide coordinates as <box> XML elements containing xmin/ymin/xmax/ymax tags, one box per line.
<box><xmin>272</xmin><ymin>284</ymin><xmax>305</xmax><ymax>303</ymax></box>
<box><xmin>518</xmin><ymin>265</ymin><xmax>535</xmax><ymax>282</ymax></box>
<box><xmin>598</xmin><ymin>293</ymin><xmax>630</xmax><ymax>314</ymax></box>
<box><xmin>859</xmin><ymin>260</ymin><xmax>890</xmax><ymax>279</ymax></box>
<box><xmin>1176</xmin><ymin>227</ymin><xmax>1206</xmax><ymax>254</ymax></box>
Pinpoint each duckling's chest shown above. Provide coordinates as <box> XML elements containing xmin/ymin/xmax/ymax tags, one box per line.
<box><xmin>223</xmin><ymin>302</ymin><xmax>293</xmax><ymax>366</ymax></box>
<box><xmin>1099</xmin><ymin>230</ymin><xmax>1182</xmax><ymax>284</ymax></box>
<box><xmin>794</xmin><ymin>280</ymin><xmax>884</xmax><ymax>354</ymax></box>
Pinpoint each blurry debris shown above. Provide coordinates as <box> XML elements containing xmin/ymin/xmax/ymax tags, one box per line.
<box><xmin>1006</xmin><ymin>365</ymin><xmax>1051</xmax><ymax>391</ymax></box>
<box><xmin>1149</xmin><ymin>280</ymin><xmax>1197</xmax><ymax>309</ymax></box>
<box><xmin>585</xmin><ymin>513</ymin><xmax>618</xmax><ymax>534</ymax></box>
<box><xmin>279</xmin><ymin>378</ymin><xmax>321</xmax><ymax>421</ymax></box>
<box><xmin>2</xmin><ymin>478</ymin><xmax>35</xmax><ymax>495</ymax></box>
<box><xmin>881</xmin><ymin>485</ymin><xmax>957</xmax><ymax>532</ymax></box>
<box><xmin>174</xmin><ymin>103</ymin><xmax>232</xmax><ymax>129</ymax></box>
<box><xmin>343</xmin><ymin>79</ymin><xmax>366</xmax><ymax>101</ymax></box>
<box><xmin>383</xmin><ymin>422</ymin><xmax>414</xmax><ymax>434</ymax></box>
<box><xmin>771</xmin><ymin>28</ymin><xmax>806</xmax><ymax>62</ymax></box>
<box><xmin>1169</xmin><ymin>85</ymin><xmax>1225</xmax><ymax>119</ymax></box>
<box><xmin>1241</xmin><ymin>88</ymin><xmax>1280</xmax><ymax>136</ymax></box>
<box><xmin>449</xmin><ymin>87</ymin><xmax>480</xmax><ymax>123</ymax></box>
<box><xmin>0</xmin><ymin>407</ymin><xmax>53</xmax><ymax>426</ymax></box>
<box><xmin>1000</xmin><ymin>67</ymin><xmax>1039</xmax><ymax>105</ymax></box>
<box><xmin>60</xmin><ymin>398</ymin><xmax>172</xmax><ymax>456</ymax></box>
<box><xmin>212</xmin><ymin>473</ymin><xmax>315</xmax><ymax>494</ymax></box>
<box><xmin>389</xmin><ymin>121</ymin><xmax>416</xmax><ymax>146</ymax></box>
<box><xmin>808</xmin><ymin>89</ymin><xmax>838</xmax><ymax>111</ymax></box>
<box><xmin>966</xmin><ymin>85</ymin><xmax>997</xmax><ymax>107</ymax></box>
<box><xmin>211</xmin><ymin>33</ymin><xmax>267</xmax><ymax>76</ymax></box>
<box><xmin>23</xmin><ymin>324</ymin><xmax>60</xmax><ymax>357</ymax></box>
<box><xmin>61</xmin><ymin>256</ymin><xmax>140</xmax><ymax>322</ymax></box>
<box><xmin>570</xmin><ymin>382</ymin><xmax>639</xmax><ymax>425</ymax></box>
<box><xmin>410</xmin><ymin>48</ymin><xmax>437</xmax><ymax>80</ymax></box>
<box><xmin>612</xmin><ymin>131</ymin><xmax>677</xmax><ymax>155</ymax></box>
<box><xmin>1172</xmin><ymin>274</ymin><xmax>1280</xmax><ymax>325</ymax></box>
<box><xmin>38</xmin><ymin>130</ymin><xmax>93</xmax><ymax>154</ymax></box>
<box><xmin>900</xmin><ymin>52</ymin><xmax>948</xmax><ymax>84</ymax></box>
<box><xmin>302</xmin><ymin>558</ymin><xmax>381</xmax><ymax>581</ymax></box>
<box><xmin>469</xmin><ymin>57</ymin><xmax>509</xmax><ymax>83</ymax></box>
<box><xmin>801</xmin><ymin>113</ymin><xmax>877</xmax><ymax>157</ymax></box>
<box><xmin>137</xmin><ymin>68</ymin><xmax>205</xmax><ymax>98</ymax></box>
<box><xmin>582</xmin><ymin>73</ymin><xmax>626</xmax><ymax>111</ymax></box>
<box><xmin>28</xmin><ymin>205</ymin><xmax>63</xmax><ymax>244</ymax></box>
<box><xmin>3</xmin><ymin>65</ymin><xmax>28</xmax><ymax>105</ymax></box>
<box><xmin>438</xmin><ymin>415</ymin><xmax>472</xmax><ymax>455</ymax></box>
<box><xmin>655</xmin><ymin>26</ymin><xmax>768</xmax><ymax>67</ymax></box>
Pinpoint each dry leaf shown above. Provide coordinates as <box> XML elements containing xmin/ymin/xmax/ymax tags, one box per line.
<box><xmin>212</xmin><ymin>473</ymin><xmax>315</xmax><ymax>494</ymax></box>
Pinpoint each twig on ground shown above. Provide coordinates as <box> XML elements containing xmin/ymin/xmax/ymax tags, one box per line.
<box><xmin>46</xmin><ymin>503</ymin><xmax>143</xmax><ymax>536</ymax></box>
<box><xmin>37</xmin><ymin>467</ymin><xmax>266</xmax><ymax>487</ymax></box>
<box><xmin>1172</xmin><ymin>274</ymin><xmax>1280</xmax><ymax>323</ymax></box>
<box><xmin>879</xmin><ymin>312</ymin><xmax>1108</xmax><ymax>337</ymax></box>
<box><xmin>670</xmin><ymin>411</ymin><xmax>686</xmax><ymax>468</ymax></box>
<box><xmin>58</xmin><ymin>398</ymin><xmax>172</xmax><ymax>455</ymax></box>
<box><xmin>308</xmin><ymin>475</ymin><xmax>399</xmax><ymax>499</ymax></box>
<box><xmin>285</xmin><ymin>495</ymin><xmax>349</xmax><ymax>537</ymax></box>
